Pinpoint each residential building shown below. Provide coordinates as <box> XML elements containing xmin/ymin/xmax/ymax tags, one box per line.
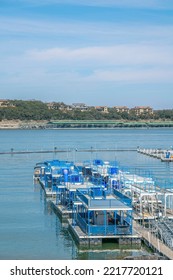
<box><xmin>113</xmin><ymin>106</ymin><xmax>130</xmax><ymax>113</ymax></box>
<box><xmin>0</xmin><ymin>99</ymin><xmax>9</xmax><ymax>107</ymax></box>
<box><xmin>71</xmin><ymin>103</ymin><xmax>89</xmax><ymax>111</ymax></box>
<box><xmin>131</xmin><ymin>106</ymin><xmax>153</xmax><ymax>116</ymax></box>
<box><xmin>46</xmin><ymin>102</ymin><xmax>71</xmax><ymax>111</ymax></box>
<box><xmin>0</xmin><ymin>99</ymin><xmax>14</xmax><ymax>108</ymax></box>
<box><xmin>95</xmin><ymin>106</ymin><xmax>108</xmax><ymax>113</ymax></box>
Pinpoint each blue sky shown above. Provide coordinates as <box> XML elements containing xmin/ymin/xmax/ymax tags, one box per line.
<box><xmin>1</xmin><ymin>0</ymin><xmax>173</xmax><ymax>108</ymax></box>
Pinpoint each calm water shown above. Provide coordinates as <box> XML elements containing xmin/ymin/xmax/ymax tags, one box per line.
<box><xmin>0</xmin><ymin>128</ymin><xmax>173</xmax><ymax>260</ymax></box>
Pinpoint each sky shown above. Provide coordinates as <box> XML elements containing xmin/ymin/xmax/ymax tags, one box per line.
<box><xmin>1</xmin><ymin>0</ymin><xmax>173</xmax><ymax>108</ymax></box>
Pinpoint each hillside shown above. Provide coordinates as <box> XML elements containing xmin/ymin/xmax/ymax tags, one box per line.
<box><xmin>1</xmin><ymin>100</ymin><xmax>173</xmax><ymax>129</ymax></box>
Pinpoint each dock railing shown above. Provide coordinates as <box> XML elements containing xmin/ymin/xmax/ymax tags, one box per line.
<box><xmin>113</xmin><ymin>189</ymin><xmax>132</xmax><ymax>206</ymax></box>
<box><xmin>76</xmin><ymin>213</ymin><xmax>131</xmax><ymax>236</ymax></box>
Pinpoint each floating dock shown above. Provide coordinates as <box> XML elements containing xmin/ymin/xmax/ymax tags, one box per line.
<box><xmin>34</xmin><ymin>157</ymin><xmax>173</xmax><ymax>258</ymax></box>
<box><xmin>68</xmin><ymin>218</ymin><xmax>141</xmax><ymax>247</ymax></box>
<box><xmin>137</xmin><ymin>148</ymin><xmax>173</xmax><ymax>162</ymax></box>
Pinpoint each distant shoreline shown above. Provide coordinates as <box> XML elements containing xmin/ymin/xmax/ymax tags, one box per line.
<box><xmin>1</xmin><ymin>119</ymin><xmax>173</xmax><ymax>129</ymax></box>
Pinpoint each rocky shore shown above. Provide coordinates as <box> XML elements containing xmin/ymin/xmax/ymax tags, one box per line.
<box><xmin>1</xmin><ymin>119</ymin><xmax>173</xmax><ymax>129</ymax></box>
<box><xmin>0</xmin><ymin>120</ymin><xmax>48</xmax><ymax>129</ymax></box>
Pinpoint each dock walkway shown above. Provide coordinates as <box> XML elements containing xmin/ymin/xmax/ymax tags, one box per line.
<box><xmin>133</xmin><ymin>221</ymin><xmax>173</xmax><ymax>259</ymax></box>
<box><xmin>137</xmin><ymin>148</ymin><xmax>173</xmax><ymax>162</ymax></box>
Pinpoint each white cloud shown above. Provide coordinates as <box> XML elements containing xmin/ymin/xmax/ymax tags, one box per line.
<box><xmin>1</xmin><ymin>56</ymin><xmax>173</xmax><ymax>87</ymax></box>
<box><xmin>27</xmin><ymin>44</ymin><xmax>173</xmax><ymax>66</ymax></box>
<box><xmin>1</xmin><ymin>16</ymin><xmax>173</xmax><ymax>47</ymax></box>
<box><xmin>1</xmin><ymin>3</ymin><xmax>173</xmax><ymax>94</ymax></box>
<box><xmin>1</xmin><ymin>41</ymin><xmax>173</xmax><ymax>86</ymax></box>
<box><xmin>0</xmin><ymin>17</ymin><xmax>74</xmax><ymax>35</ymax></box>
<box><xmin>88</xmin><ymin>67</ymin><xmax>173</xmax><ymax>83</ymax></box>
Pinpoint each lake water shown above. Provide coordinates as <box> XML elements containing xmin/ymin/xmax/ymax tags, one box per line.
<box><xmin>0</xmin><ymin>128</ymin><xmax>173</xmax><ymax>260</ymax></box>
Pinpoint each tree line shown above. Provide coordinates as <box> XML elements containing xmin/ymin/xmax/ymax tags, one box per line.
<box><xmin>0</xmin><ymin>100</ymin><xmax>173</xmax><ymax>121</ymax></box>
